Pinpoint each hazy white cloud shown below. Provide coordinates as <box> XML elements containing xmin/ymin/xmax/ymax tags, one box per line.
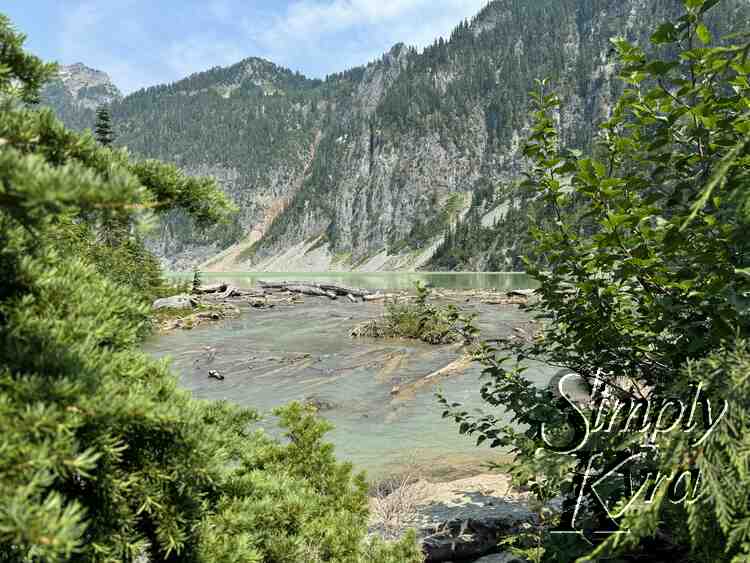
<box><xmin>248</xmin><ymin>0</ymin><xmax>489</xmax><ymax>75</ymax></box>
<box><xmin>163</xmin><ymin>35</ymin><xmax>247</xmax><ymax>78</ymax></box>
<box><xmin>257</xmin><ymin>0</ymin><xmax>487</xmax><ymax>41</ymax></box>
<box><xmin>53</xmin><ymin>0</ymin><xmax>490</xmax><ymax>93</ymax></box>
<box><xmin>58</xmin><ymin>0</ymin><xmax>158</xmax><ymax>93</ymax></box>
<box><xmin>59</xmin><ymin>1</ymin><xmax>104</xmax><ymax>57</ymax></box>
<box><xmin>269</xmin><ymin>0</ymin><xmax>425</xmax><ymax>35</ymax></box>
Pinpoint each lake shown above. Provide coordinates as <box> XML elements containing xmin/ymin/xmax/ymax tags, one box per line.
<box><xmin>147</xmin><ymin>272</ymin><xmax>552</xmax><ymax>481</ymax></box>
<box><xmin>167</xmin><ymin>271</ymin><xmax>538</xmax><ymax>291</ymax></box>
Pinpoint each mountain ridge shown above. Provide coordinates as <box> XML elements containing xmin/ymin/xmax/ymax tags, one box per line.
<box><xmin>42</xmin><ymin>63</ymin><xmax>122</xmax><ymax>131</ymax></box>
<box><xmin>41</xmin><ymin>0</ymin><xmax>750</xmax><ymax>272</ymax></box>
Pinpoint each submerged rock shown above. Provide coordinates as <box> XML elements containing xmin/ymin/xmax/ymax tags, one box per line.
<box><xmin>303</xmin><ymin>395</ymin><xmax>337</xmax><ymax>411</ymax></box>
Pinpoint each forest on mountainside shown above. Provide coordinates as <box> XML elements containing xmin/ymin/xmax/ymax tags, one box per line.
<box><xmin>42</xmin><ymin>0</ymin><xmax>750</xmax><ymax>272</ymax></box>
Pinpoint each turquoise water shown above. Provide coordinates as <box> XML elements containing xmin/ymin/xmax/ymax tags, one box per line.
<box><xmin>147</xmin><ymin>273</ymin><xmax>553</xmax><ymax>480</ymax></box>
<box><xmin>168</xmin><ymin>271</ymin><xmax>537</xmax><ymax>291</ymax></box>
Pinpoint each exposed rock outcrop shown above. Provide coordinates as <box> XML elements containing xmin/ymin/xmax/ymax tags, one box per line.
<box><xmin>41</xmin><ymin>63</ymin><xmax>122</xmax><ymax>131</ymax></box>
<box><xmin>41</xmin><ymin>2</ymin><xmax>750</xmax><ymax>271</ymax></box>
<box><xmin>152</xmin><ymin>295</ymin><xmax>195</xmax><ymax>310</ymax></box>
<box><xmin>369</xmin><ymin>473</ymin><xmax>547</xmax><ymax>563</ymax></box>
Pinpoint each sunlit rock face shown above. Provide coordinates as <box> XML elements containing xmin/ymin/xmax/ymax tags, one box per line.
<box><xmin>39</xmin><ymin>0</ymin><xmax>750</xmax><ymax>271</ymax></box>
<box><xmin>55</xmin><ymin>63</ymin><xmax>122</xmax><ymax>110</ymax></box>
<box><xmin>41</xmin><ymin>63</ymin><xmax>122</xmax><ymax>131</ymax></box>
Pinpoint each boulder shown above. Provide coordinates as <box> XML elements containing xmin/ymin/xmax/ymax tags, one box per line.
<box><xmin>367</xmin><ymin>473</ymin><xmax>541</xmax><ymax>563</ymax></box>
<box><xmin>422</xmin><ymin>517</ymin><xmax>529</xmax><ymax>562</ymax></box>
<box><xmin>208</xmin><ymin>370</ymin><xmax>225</xmax><ymax>381</ymax></box>
<box><xmin>152</xmin><ymin>295</ymin><xmax>195</xmax><ymax>310</ymax></box>
<box><xmin>414</xmin><ymin>475</ymin><xmax>537</xmax><ymax>562</ymax></box>
<box><xmin>474</xmin><ymin>553</ymin><xmax>526</xmax><ymax>563</ymax></box>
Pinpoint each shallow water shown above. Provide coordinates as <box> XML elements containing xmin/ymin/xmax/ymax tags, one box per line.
<box><xmin>146</xmin><ymin>273</ymin><xmax>554</xmax><ymax>480</ymax></box>
<box><xmin>168</xmin><ymin>271</ymin><xmax>538</xmax><ymax>291</ymax></box>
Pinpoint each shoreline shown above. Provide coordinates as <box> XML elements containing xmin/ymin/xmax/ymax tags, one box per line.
<box><xmin>153</xmin><ymin>285</ymin><xmax>537</xmax><ymax>334</ymax></box>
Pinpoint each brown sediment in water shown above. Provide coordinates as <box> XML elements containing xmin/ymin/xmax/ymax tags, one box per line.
<box><xmin>392</xmin><ymin>353</ymin><xmax>476</xmax><ymax>402</ymax></box>
<box><xmin>377</xmin><ymin>352</ymin><xmax>410</xmax><ymax>383</ymax></box>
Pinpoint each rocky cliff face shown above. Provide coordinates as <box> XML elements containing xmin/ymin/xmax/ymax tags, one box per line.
<box><xmin>41</xmin><ymin>0</ymin><xmax>750</xmax><ymax>272</ymax></box>
<box><xmin>41</xmin><ymin>63</ymin><xmax>122</xmax><ymax>131</ymax></box>
<box><xmin>241</xmin><ymin>0</ymin><xmax>746</xmax><ymax>272</ymax></box>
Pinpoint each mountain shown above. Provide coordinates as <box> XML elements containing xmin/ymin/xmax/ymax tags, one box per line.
<box><xmin>41</xmin><ymin>63</ymin><xmax>122</xmax><ymax>131</ymax></box>
<box><xmin>41</xmin><ymin>0</ymin><xmax>750</xmax><ymax>272</ymax></box>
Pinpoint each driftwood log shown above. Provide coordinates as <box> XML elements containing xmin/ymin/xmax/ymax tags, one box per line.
<box><xmin>198</xmin><ymin>286</ymin><xmax>267</xmax><ymax>300</ymax></box>
<box><xmin>285</xmin><ymin>285</ymin><xmax>338</xmax><ymax>299</ymax></box>
<box><xmin>362</xmin><ymin>293</ymin><xmax>398</xmax><ymax>302</ymax></box>
<box><xmin>317</xmin><ymin>283</ymin><xmax>372</xmax><ymax>298</ymax></box>
<box><xmin>507</xmin><ymin>289</ymin><xmax>536</xmax><ymax>298</ymax></box>
<box><xmin>258</xmin><ymin>280</ymin><xmax>373</xmax><ymax>299</ymax></box>
<box><xmin>193</xmin><ymin>283</ymin><xmax>228</xmax><ymax>295</ymax></box>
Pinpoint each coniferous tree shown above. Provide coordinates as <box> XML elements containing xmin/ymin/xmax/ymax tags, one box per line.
<box><xmin>94</xmin><ymin>105</ymin><xmax>114</xmax><ymax>146</ymax></box>
<box><xmin>0</xmin><ymin>16</ymin><xmax>421</xmax><ymax>562</ymax></box>
<box><xmin>191</xmin><ymin>269</ymin><xmax>202</xmax><ymax>293</ymax></box>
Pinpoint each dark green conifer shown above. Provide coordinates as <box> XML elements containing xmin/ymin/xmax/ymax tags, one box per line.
<box><xmin>94</xmin><ymin>105</ymin><xmax>114</xmax><ymax>146</ymax></box>
<box><xmin>192</xmin><ymin>269</ymin><xmax>202</xmax><ymax>293</ymax></box>
<box><xmin>0</xmin><ymin>15</ymin><xmax>421</xmax><ymax>562</ymax></box>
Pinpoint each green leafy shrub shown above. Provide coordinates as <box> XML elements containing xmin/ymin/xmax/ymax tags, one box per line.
<box><xmin>352</xmin><ymin>282</ymin><xmax>479</xmax><ymax>344</ymax></box>
<box><xmin>440</xmin><ymin>0</ymin><xmax>750</xmax><ymax>560</ymax></box>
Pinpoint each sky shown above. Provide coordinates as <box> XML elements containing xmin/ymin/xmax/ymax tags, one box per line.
<box><xmin>6</xmin><ymin>0</ymin><xmax>490</xmax><ymax>94</ymax></box>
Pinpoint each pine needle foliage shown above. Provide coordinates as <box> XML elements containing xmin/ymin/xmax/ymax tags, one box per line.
<box><xmin>0</xmin><ymin>15</ymin><xmax>422</xmax><ymax>562</ymax></box>
<box><xmin>94</xmin><ymin>106</ymin><xmax>115</xmax><ymax>146</ymax></box>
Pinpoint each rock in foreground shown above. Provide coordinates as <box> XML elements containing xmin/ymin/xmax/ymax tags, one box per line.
<box><xmin>369</xmin><ymin>473</ymin><xmax>540</xmax><ymax>562</ymax></box>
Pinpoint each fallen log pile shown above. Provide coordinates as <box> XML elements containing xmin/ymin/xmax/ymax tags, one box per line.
<box><xmin>258</xmin><ymin>280</ymin><xmax>375</xmax><ymax>300</ymax></box>
<box><xmin>285</xmin><ymin>285</ymin><xmax>338</xmax><ymax>299</ymax></box>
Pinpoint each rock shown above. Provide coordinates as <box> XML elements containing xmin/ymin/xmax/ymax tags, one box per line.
<box><xmin>303</xmin><ymin>395</ymin><xmax>337</xmax><ymax>411</ymax></box>
<box><xmin>152</xmin><ymin>295</ymin><xmax>194</xmax><ymax>310</ymax></box>
<box><xmin>44</xmin><ymin>63</ymin><xmax>122</xmax><ymax>111</ymax></box>
<box><xmin>368</xmin><ymin>474</ymin><xmax>538</xmax><ymax>563</ymax></box>
<box><xmin>422</xmin><ymin>517</ymin><xmax>530</xmax><ymax>562</ymax></box>
<box><xmin>474</xmin><ymin>553</ymin><xmax>526</xmax><ymax>563</ymax></box>
<box><xmin>208</xmin><ymin>370</ymin><xmax>224</xmax><ymax>381</ymax></box>
<box><xmin>548</xmin><ymin>369</ymin><xmax>592</xmax><ymax>405</ymax></box>
<box><xmin>196</xmin><ymin>311</ymin><xmax>223</xmax><ymax>320</ymax></box>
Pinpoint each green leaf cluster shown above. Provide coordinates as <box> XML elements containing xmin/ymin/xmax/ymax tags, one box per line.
<box><xmin>441</xmin><ymin>0</ymin><xmax>750</xmax><ymax>560</ymax></box>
